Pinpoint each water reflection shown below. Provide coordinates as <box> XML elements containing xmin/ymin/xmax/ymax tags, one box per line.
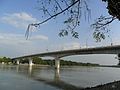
<box><xmin>16</xmin><ymin>65</ymin><xmax>19</xmax><ymax>72</ymax></box>
<box><xmin>0</xmin><ymin>65</ymin><xmax>59</xmax><ymax>90</ymax></box>
<box><xmin>2</xmin><ymin>65</ymin><xmax>120</xmax><ymax>90</ymax></box>
<box><xmin>0</xmin><ymin>65</ymin><xmax>89</xmax><ymax>90</ymax></box>
<box><xmin>54</xmin><ymin>68</ymin><xmax>60</xmax><ymax>82</ymax></box>
<box><xmin>53</xmin><ymin>68</ymin><xmax>81</xmax><ymax>90</ymax></box>
<box><xmin>0</xmin><ymin>64</ymin><xmax>4</xmax><ymax>70</ymax></box>
<box><xmin>28</xmin><ymin>65</ymin><xmax>32</xmax><ymax>76</ymax></box>
<box><xmin>23</xmin><ymin>65</ymin><xmax>82</xmax><ymax>90</ymax></box>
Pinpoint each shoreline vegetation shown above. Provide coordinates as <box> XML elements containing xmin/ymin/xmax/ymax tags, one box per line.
<box><xmin>0</xmin><ymin>56</ymin><xmax>99</xmax><ymax>66</ymax></box>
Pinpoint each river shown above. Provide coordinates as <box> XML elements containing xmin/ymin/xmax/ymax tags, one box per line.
<box><xmin>0</xmin><ymin>65</ymin><xmax>120</xmax><ymax>90</ymax></box>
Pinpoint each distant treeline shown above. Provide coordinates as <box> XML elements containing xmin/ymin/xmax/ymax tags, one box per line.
<box><xmin>0</xmin><ymin>57</ymin><xmax>11</xmax><ymax>64</ymax></box>
<box><xmin>19</xmin><ymin>57</ymin><xmax>99</xmax><ymax>66</ymax></box>
<box><xmin>60</xmin><ymin>60</ymin><xmax>99</xmax><ymax>66</ymax></box>
<box><xmin>0</xmin><ymin>56</ymin><xmax>99</xmax><ymax>66</ymax></box>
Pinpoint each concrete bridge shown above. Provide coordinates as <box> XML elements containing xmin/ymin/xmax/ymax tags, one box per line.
<box><xmin>12</xmin><ymin>45</ymin><xmax>120</xmax><ymax>69</ymax></box>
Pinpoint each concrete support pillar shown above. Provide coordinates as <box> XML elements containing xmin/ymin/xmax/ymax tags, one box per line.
<box><xmin>55</xmin><ymin>57</ymin><xmax>60</xmax><ymax>69</ymax></box>
<box><xmin>16</xmin><ymin>59</ymin><xmax>20</xmax><ymax>65</ymax></box>
<box><xmin>28</xmin><ymin>58</ymin><xmax>33</xmax><ymax>66</ymax></box>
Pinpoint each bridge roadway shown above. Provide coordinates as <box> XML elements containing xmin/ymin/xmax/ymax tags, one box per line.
<box><xmin>12</xmin><ymin>45</ymin><xmax>120</xmax><ymax>69</ymax></box>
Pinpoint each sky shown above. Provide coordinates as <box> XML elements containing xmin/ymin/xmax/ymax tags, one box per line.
<box><xmin>0</xmin><ymin>0</ymin><xmax>120</xmax><ymax>65</ymax></box>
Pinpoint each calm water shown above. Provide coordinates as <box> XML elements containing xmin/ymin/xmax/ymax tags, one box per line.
<box><xmin>0</xmin><ymin>65</ymin><xmax>120</xmax><ymax>90</ymax></box>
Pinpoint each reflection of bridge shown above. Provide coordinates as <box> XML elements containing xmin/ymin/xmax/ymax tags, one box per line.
<box><xmin>12</xmin><ymin>45</ymin><xmax>120</xmax><ymax>69</ymax></box>
<box><xmin>16</xmin><ymin>65</ymin><xmax>83</xmax><ymax>90</ymax></box>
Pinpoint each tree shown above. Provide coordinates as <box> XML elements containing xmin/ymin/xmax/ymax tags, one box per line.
<box><xmin>26</xmin><ymin>0</ymin><xmax>119</xmax><ymax>42</ymax></box>
<box><xmin>102</xmin><ymin>0</ymin><xmax>120</xmax><ymax>20</ymax></box>
<box><xmin>32</xmin><ymin>57</ymin><xmax>44</xmax><ymax>64</ymax></box>
<box><xmin>0</xmin><ymin>57</ymin><xmax>11</xmax><ymax>64</ymax></box>
<box><xmin>92</xmin><ymin>0</ymin><xmax>119</xmax><ymax>42</ymax></box>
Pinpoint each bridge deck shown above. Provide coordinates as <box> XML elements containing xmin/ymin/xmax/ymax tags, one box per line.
<box><xmin>12</xmin><ymin>45</ymin><xmax>120</xmax><ymax>60</ymax></box>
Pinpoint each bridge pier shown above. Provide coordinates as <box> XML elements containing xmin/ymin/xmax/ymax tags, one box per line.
<box><xmin>16</xmin><ymin>59</ymin><xmax>20</xmax><ymax>65</ymax></box>
<box><xmin>55</xmin><ymin>57</ymin><xmax>60</xmax><ymax>70</ymax></box>
<box><xmin>28</xmin><ymin>58</ymin><xmax>33</xmax><ymax>66</ymax></box>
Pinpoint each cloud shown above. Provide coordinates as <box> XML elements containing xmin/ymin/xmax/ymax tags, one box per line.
<box><xmin>0</xmin><ymin>33</ymin><xmax>29</xmax><ymax>45</ymax></box>
<box><xmin>111</xmin><ymin>37</ymin><xmax>120</xmax><ymax>45</ymax></box>
<box><xmin>62</xmin><ymin>42</ymin><xmax>81</xmax><ymax>50</ymax></box>
<box><xmin>49</xmin><ymin>42</ymin><xmax>81</xmax><ymax>51</ymax></box>
<box><xmin>1</xmin><ymin>12</ymin><xmax>38</xmax><ymax>29</ymax></box>
<box><xmin>0</xmin><ymin>33</ymin><xmax>48</xmax><ymax>44</ymax></box>
<box><xmin>30</xmin><ymin>35</ymin><xmax>48</xmax><ymax>41</ymax></box>
<box><xmin>0</xmin><ymin>32</ymin><xmax>48</xmax><ymax>57</ymax></box>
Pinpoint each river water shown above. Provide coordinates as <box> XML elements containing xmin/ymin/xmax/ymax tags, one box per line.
<box><xmin>0</xmin><ymin>65</ymin><xmax>120</xmax><ymax>90</ymax></box>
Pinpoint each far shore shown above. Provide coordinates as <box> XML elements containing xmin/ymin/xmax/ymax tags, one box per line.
<box><xmin>2</xmin><ymin>63</ymin><xmax>120</xmax><ymax>68</ymax></box>
<box><xmin>100</xmin><ymin>65</ymin><xmax>120</xmax><ymax>68</ymax></box>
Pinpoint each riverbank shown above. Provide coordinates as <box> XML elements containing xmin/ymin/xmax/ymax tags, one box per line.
<box><xmin>83</xmin><ymin>80</ymin><xmax>120</xmax><ymax>90</ymax></box>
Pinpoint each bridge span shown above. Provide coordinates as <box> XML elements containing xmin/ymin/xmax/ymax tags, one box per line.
<box><xmin>12</xmin><ymin>45</ymin><xmax>120</xmax><ymax>69</ymax></box>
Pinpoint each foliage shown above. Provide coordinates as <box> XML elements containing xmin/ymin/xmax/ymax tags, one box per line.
<box><xmin>0</xmin><ymin>57</ymin><xmax>11</xmax><ymax>64</ymax></box>
<box><xmin>91</xmin><ymin>16</ymin><xmax>114</xmax><ymax>42</ymax></box>
<box><xmin>0</xmin><ymin>56</ymin><xmax>99</xmax><ymax>66</ymax></box>
<box><xmin>20</xmin><ymin>56</ymin><xmax>99</xmax><ymax>66</ymax></box>
<box><xmin>102</xmin><ymin>0</ymin><xmax>120</xmax><ymax>20</ymax></box>
<box><xmin>60</xmin><ymin>60</ymin><xmax>99</xmax><ymax>66</ymax></box>
<box><xmin>26</xmin><ymin>0</ymin><xmax>90</xmax><ymax>39</ymax></box>
<box><xmin>92</xmin><ymin>0</ymin><xmax>120</xmax><ymax>42</ymax></box>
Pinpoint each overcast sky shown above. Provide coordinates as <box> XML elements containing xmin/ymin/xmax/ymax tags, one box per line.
<box><xmin>0</xmin><ymin>0</ymin><xmax>120</xmax><ymax>65</ymax></box>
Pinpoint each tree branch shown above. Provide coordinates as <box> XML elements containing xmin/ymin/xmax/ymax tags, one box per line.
<box><xmin>54</xmin><ymin>0</ymin><xmax>63</xmax><ymax>11</ymax></box>
<box><xmin>30</xmin><ymin>0</ymin><xmax>80</xmax><ymax>26</ymax></box>
<box><xmin>26</xmin><ymin>0</ymin><xmax>80</xmax><ymax>39</ymax></box>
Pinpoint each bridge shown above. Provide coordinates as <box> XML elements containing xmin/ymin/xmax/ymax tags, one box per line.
<box><xmin>12</xmin><ymin>45</ymin><xmax>120</xmax><ymax>69</ymax></box>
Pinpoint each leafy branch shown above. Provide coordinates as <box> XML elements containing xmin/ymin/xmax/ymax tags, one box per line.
<box><xmin>26</xmin><ymin>0</ymin><xmax>119</xmax><ymax>42</ymax></box>
<box><xmin>25</xmin><ymin>0</ymin><xmax>91</xmax><ymax>39</ymax></box>
<box><xmin>91</xmin><ymin>15</ymin><xmax>116</xmax><ymax>42</ymax></box>
<box><xmin>25</xmin><ymin>0</ymin><xmax>81</xmax><ymax>39</ymax></box>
